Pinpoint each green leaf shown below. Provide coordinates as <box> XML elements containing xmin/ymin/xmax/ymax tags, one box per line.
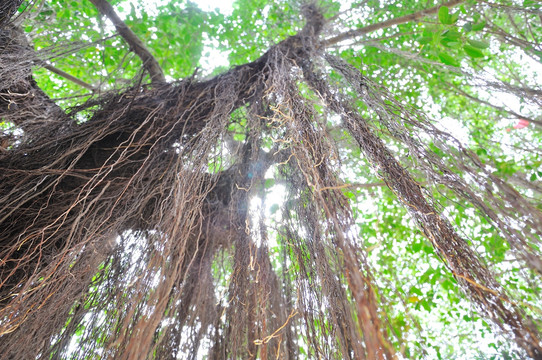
<box><xmin>523</xmin><ymin>0</ymin><xmax>541</xmax><ymax>8</ymax></box>
<box><xmin>75</xmin><ymin>325</ymin><xmax>85</xmax><ymax>336</ymax></box>
<box><xmin>438</xmin><ymin>52</ymin><xmax>459</xmax><ymax>67</ymax></box>
<box><xmin>463</xmin><ymin>44</ymin><xmax>485</xmax><ymax>58</ymax></box>
<box><xmin>442</xmin><ymin>279</ymin><xmax>455</xmax><ymax>291</ymax></box>
<box><xmin>438</xmin><ymin>6</ymin><xmax>451</xmax><ymax>24</ymax></box>
<box><xmin>442</xmin><ymin>29</ymin><xmax>461</xmax><ymax>40</ymax></box>
<box><xmin>467</xmin><ymin>39</ymin><xmax>490</xmax><ymax>49</ymax></box>
<box><xmin>471</xmin><ymin>21</ymin><xmax>486</xmax><ymax>31</ymax></box>
<box><xmin>450</xmin><ymin>12</ymin><xmax>459</xmax><ymax>24</ymax></box>
<box><xmin>448</xmin><ymin>42</ymin><xmax>460</xmax><ymax>48</ymax></box>
<box><xmin>420</xmin><ymin>299</ymin><xmax>431</xmax><ymax>311</ymax></box>
<box><xmin>344</xmin><ymin>190</ymin><xmax>356</xmax><ymax>200</ymax></box>
<box><xmin>441</xmin><ymin>40</ymin><xmax>460</xmax><ymax>48</ymax></box>
<box><xmin>264</xmin><ymin>178</ymin><xmax>275</xmax><ymax>189</ymax></box>
<box><xmin>410</xmin><ymin>286</ymin><xmax>423</xmax><ymax>296</ymax></box>
<box><xmin>463</xmin><ymin>22</ymin><xmax>473</xmax><ymax>32</ymax></box>
<box><xmin>417</xmin><ymin>36</ymin><xmax>433</xmax><ymax>45</ymax></box>
<box><xmin>422</xmin><ymin>27</ymin><xmax>434</xmax><ymax>37</ymax></box>
<box><xmin>233</xmin><ymin>133</ymin><xmax>245</xmax><ymax>141</ymax></box>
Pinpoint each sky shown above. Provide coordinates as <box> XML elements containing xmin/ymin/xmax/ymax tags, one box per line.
<box><xmin>193</xmin><ymin>0</ymin><xmax>233</xmax><ymax>13</ymax></box>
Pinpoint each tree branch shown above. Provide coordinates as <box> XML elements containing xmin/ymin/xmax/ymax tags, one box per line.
<box><xmin>43</xmin><ymin>64</ymin><xmax>98</xmax><ymax>92</ymax></box>
<box><xmin>88</xmin><ymin>0</ymin><xmax>165</xmax><ymax>84</ymax></box>
<box><xmin>446</xmin><ymin>80</ymin><xmax>542</xmax><ymax>129</ymax></box>
<box><xmin>321</xmin><ymin>0</ymin><xmax>464</xmax><ymax>47</ymax></box>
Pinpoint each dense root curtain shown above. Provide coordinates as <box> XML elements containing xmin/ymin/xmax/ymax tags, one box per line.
<box><xmin>0</xmin><ymin>7</ymin><xmax>392</xmax><ymax>359</ymax></box>
<box><xmin>0</xmin><ymin>3</ymin><xmax>541</xmax><ymax>360</ymax></box>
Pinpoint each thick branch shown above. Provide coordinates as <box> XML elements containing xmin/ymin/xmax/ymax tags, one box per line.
<box><xmin>88</xmin><ymin>0</ymin><xmax>165</xmax><ymax>84</ymax></box>
<box><xmin>322</xmin><ymin>0</ymin><xmax>464</xmax><ymax>47</ymax></box>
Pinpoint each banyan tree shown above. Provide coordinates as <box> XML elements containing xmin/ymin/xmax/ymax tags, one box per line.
<box><xmin>0</xmin><ymin>0</ymin><xmax>541</xmax><ymax>358</ymax></box>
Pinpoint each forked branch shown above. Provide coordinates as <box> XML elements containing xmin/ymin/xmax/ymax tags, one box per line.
<box><xmin>88</xmin><ymin>0</ymin><xmax>165</xmax><ymax>84</ymax></box>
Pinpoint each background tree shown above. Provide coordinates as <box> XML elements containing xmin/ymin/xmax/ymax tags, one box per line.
<box><xmin>0</xmin><ymin>0</ymin><xmax>541</xmax><ymax>358</ymax></box>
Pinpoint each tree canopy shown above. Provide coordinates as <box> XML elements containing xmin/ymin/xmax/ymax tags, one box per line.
<box><xmin>0</xmin><ymin>0</ymin><xmax>541</xmax><ymax>359</ymax></box>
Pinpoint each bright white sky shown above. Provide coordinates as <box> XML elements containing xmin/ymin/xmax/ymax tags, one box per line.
<box><xmin>193</xmin><ymin>0</ymin><xmax>233</xmax><ymax>13</ymax></box>
<box><xmin>137</xmin><ymin>0</ymin><xmax>234</xmax><ymax>14</ymax></box>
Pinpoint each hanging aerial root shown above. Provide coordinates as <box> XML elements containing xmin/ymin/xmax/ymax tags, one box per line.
<box><xmin>0</xmin><ymin>0</ymin><xmax>22</xmax><ymax>28</ymax></box>
<box><xmin>0</xmin><ymin>53</ymin><xmax>272</xmax><ymax>358</ymax></box>
<box><xmin>300</xmin><ymin>58</ymin><xmax>542</xmax><ymax>359</ymax></box>
<box><xmin>322</xmin><ymin>54</ymin><xmax>542</xmax><ymax>277</ymax></box>
<box><xmin>261</xmin><ymin>51</ymin><xmax>395</xmax><ymax>358</ymax></box>
<box><xmin>0</xmin><ymin>6</ymin><xmax>341</xmax><ymax>358</ymax></box>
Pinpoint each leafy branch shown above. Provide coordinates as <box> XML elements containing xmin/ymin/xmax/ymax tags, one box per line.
<box><xmin>321</xmin><ymin>0</ymin><xmax>465</xmax><ymax>47</ymax></box>
<box><xmin>88</xmin><ymin>0</ymin><xmax>165</xmax><ymax>84</ymax></box>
